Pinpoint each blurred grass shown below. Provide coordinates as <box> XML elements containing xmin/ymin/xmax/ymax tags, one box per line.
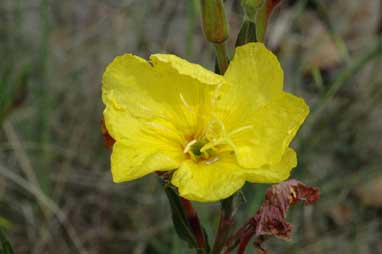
<box><xmin>0</xmin><ymin>0</ymin><xmax>381</xmax><ymax>253</ymax></box>
<box><xmin>34</xmin><ymin>0</ymin><xmax>51</xmax><ymax>195</ymax></box>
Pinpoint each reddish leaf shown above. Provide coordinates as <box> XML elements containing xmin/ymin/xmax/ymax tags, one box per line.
<box><xmin>266</xmin><ymin>0</ymin><xmax>283</xmax><ymax>18</ymax></box>
<box><xmin>101</xmin><ymin>118</ymin><xmax>115</xmax><ymax>149</ymax></box>
<box><xmin>224</xmin><ymin>179</ymin><xmax>320</xmax><ymax>254</ymax></box>
<box><xmin>255</xmin><ymin>179</ymin><xmax>320</xmax><ymax>238</ymax></box>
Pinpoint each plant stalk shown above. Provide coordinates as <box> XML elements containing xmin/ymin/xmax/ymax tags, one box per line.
<box><xmin>180</xmin><ymin>198</ymin><xmax>207</xmax><ymax>254</ymax></box>
<box><xmin>214</xmin><ymin>42</ymin><xmax>229</xmax><ymax>74</ymax></box>
<box><xmin>212</xmin><ymin>195</ymin><xmax>235</xmax><ymax>254</ymax></box>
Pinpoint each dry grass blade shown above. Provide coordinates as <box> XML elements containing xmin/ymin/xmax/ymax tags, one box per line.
<box><xmin>0</xmin><ymin>164</ymin><xmax>87</xmax><ymax>254</ymax></box>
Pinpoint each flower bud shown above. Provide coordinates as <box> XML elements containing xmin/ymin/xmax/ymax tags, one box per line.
<box><xmin>200</xmin><ymin>0</ymin><xmax>229</xmax><ymax>44</ymax></box>
<box><xmin>240</xmin><ymin>0</ymin><xmax>265</xmax><ymax>20</ymax></box>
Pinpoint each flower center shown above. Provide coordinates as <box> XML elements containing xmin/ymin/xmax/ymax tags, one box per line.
<box><xmin>183</xmin><ymin>138</ymin><xmax>218</xmax><ymax>163</ymax></box>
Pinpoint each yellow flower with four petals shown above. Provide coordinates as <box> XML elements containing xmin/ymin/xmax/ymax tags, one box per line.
<box><xmin>102</xmin><ymin>42</ymin><xmax>309</xmax><ymax>202</ymax></box>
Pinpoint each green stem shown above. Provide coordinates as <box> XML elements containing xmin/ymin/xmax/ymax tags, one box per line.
<box><xmin>255</xmin><ymin>2</ymin><xmax>267</xmax><ymax>42</ymax></box>
<box><xmin>186</xmin><ymin>0</ymin><xmax>195</xmax><ymax>59</ymax></box>
<box><xmin>212</xmin><ymin>195</ymin><xmax>235</xmax><ymax>254</ymax></box>
<box><xmin>214</xmin><ymin>42</ymin><xmax>229</xmax><ymax>74</ymax></box>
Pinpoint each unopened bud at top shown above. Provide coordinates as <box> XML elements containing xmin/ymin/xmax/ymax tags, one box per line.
<box><xmin>241</xmin><ymin>0</ymin><xmax>265</xmax><ymax>20</ymax></box>
<box><xmin>200</xmin><ymin>0</ymin><xmax>229</xmax><ymax>44</ymax></box>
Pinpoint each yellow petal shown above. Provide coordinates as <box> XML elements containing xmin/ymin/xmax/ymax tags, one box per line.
<box><xmin>171</xmin><ymin>157</ymin><xmax>246</xmax><ymax>202</ymax></box>
<box><xmin>149</xmin><ymin>54</ymin><xmax>226</xmax><ymax>136</ymax></box>
<box><xmin>102</xmin><ymin>53</ymin><xmax>226</xmax><ymax>183</ymax></box>
<box><xmin>102</xmin><ymin>54</ymin><xmax>162</xmax><ymax>120</ymax></box>
<box><xmin>111</xmin><ymin>141</ymin><xmax>181</xmax><ymax>183</ymax></box>
<box><xmin>217</xmin><ymin>42</ymin><xmax>283</xmax><ymax>123</ymax></box>
<box><xmin>104</xmin><ymin>100</ymin><xmax>184</xmax><ymax>182</ymax></box>
<box><xmin>215</xmin><ymin>43</ymin><xmax>309</xmax><ymax>170</ymax></box>
<box><xmin>244</xmin><ymin>148</ymin><xmax>297</xmax><ymax>183</ymax></box>
<box><xmin>150</xmin><ymin>54</ymin><xmax>225</xmax><ymax>86</ymax></box>
<box><xmin>103</xmin><ymin>94</ymin><xmax>184</xmax><ymax>143</ymax></box>
<box><xmin>102</xmin><ymin>53</ymin><xmax>225</xmax><ymax>139</ymax></box>
<box><xmin>232</xmin><ymin>92</ymin><xmax>309</xmax><ymax>168</ymax></box>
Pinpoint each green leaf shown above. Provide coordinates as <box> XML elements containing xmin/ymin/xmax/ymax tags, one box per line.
<box><xmin>0</xmin><ymin>230</ymin><xmax>13</xmax><ymax>254</ymax></box>
<box><xmin>235</xmin><ymin>20</ymin><xmax>257</xmax><ymax>47</ymax></box>
<box><xmin>201</xmin><ymin>227</ymin><xmax>210</xmax><ymax>253</ymax></box>
<box><xmin>232</xmin><ymin>190</ymin><xmax>247</xmax><ymax>216</ymax></box>
<box><xmin>160</xmin><ymin>180</ymin><xmax>198</xmax><ymax>248</ymax></box>
<box><xmin>0</xmin><ymin>63</ymin><xmax>30</xmax><ymax>123</ymax></box>
<box><xmin>0</xmin><ymin>217</ymin><xmax>11</xmax><ymax>230</ymax></box>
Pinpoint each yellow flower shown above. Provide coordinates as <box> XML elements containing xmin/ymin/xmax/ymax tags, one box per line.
<box><xmin>102</xmin><ymin>42</ymin><xmax>309</xmax><ymax>202</ymax></box>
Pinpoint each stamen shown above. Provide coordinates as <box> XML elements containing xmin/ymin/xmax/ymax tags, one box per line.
<box><xmin>184</xmin><ymin>139</ymin><xmax>198</xmax><ymax>154</ymax></box>
<box><xmin>107</xmin><ymin>92</ymin><xmax>124</xmax><ymax>111</ymax></box>
<box><xmin>206</xmin><ymin>113</ymin><xmax>226</xmax><ymax>137</ymax></box>
<box><xmin>211</xmin><ymin>82</ymin><xmax>223</xmax><ymax>105</ymax></box>
<box><xmin>200</xmin><ymin>138</ymin><xmax>224</xmax><ymax>153</ymax></box>
<box><xmin>225</xmin><ymin>139</ymin><xmax>238</xmax><ymax>151</ymax></box>
<box><xmin>200</xmin><ymin>137</ymin><xmax>236</xmax><ymax>153</ymax></box>
<box><xmin>139</xmin><ymin>104</ymin><xmax>157</xmax><ymax>115</ymax></box>
<box><xmin>215</xmin><ymin>116</ymin><xmax>226</xmax><ymax>133</ymax></box>
<box><xmin>147</xmin><ymin>122</ymin><xmax>171</xmax><ymax>132</ymax></box>
<box><xmin>205</xmin><ymin>156</ymin><xmax>220</xmax><ymax>165</ymax></box>
<box><xmin>179</xmin><ymin>93</ymin><xmax>191</xmax><ymax>110</ymax></box>
<box><xmin>146</xmin><ymin>122</ymin><xmax>182</xmax><ymax>143</ymax></box>
<box><xmin>229</xmin><ymin>125</ymin><xmax>253</xmax><ymax>137</ymax></box>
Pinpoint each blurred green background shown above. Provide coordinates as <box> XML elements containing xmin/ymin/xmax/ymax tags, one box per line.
<box><xmin>0</xmin><ymin>0</ymin><xmax>381</xmax><ymax>253</ymax></box>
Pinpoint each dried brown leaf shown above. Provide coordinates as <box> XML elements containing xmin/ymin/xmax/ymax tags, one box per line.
<box><xmin>225</xmin><ymin>179</ymin><xmax>320</xmax><ymax>254</ymax></box>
